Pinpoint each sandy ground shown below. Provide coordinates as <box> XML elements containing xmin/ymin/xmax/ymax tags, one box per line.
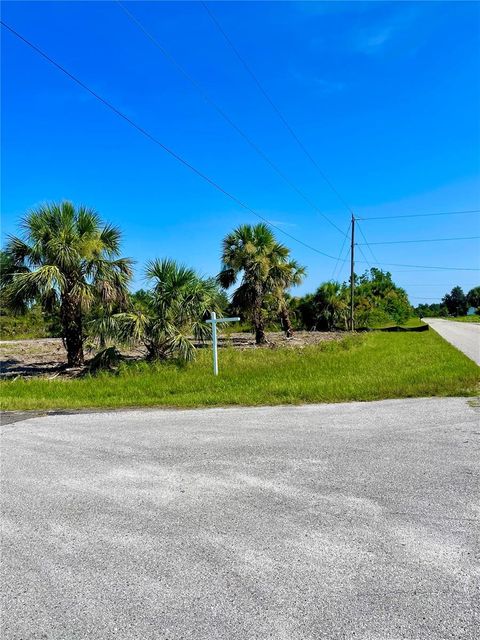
<box><xmin>0</xmin><ymin>331</ymin><xmax>342</xmax><ymax>378</ymax></box>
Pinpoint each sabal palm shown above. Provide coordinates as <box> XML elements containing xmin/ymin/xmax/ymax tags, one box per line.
<box><xmin>219</xmin><ymin>223</ymin><xmax>303</xmax><ymax>344</ymax></box>
<box><xmin>110</xmin><ymin>258</ymin><xmax>224</xmax><ymax>361</ymax></box>
<box><xmin>5</xmin><ymin>201</ymin><xmax>133</xmax><ymax>366</ymax></box>
<box><xmin>268</xmin><ymin>259</ymin><xmax>306</xmax><ymax>337</ymax></box>
<box><xmin>314</xmin><ymin>281</ymin><xmax>348</xmax><ymax>330</ymax></box>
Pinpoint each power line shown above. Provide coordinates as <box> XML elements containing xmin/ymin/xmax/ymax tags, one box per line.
<box><xmin>0</xmin><ymin>19</ymin><xmax>340</xmax><ymax>261</ymax></box>
<box><xmin>201</xmin><ymin>1</ymin><xmax>355</xmax><ymax>218</ymax></box>
<box><xmin>335</xmin><ymin>236</ymin><xmax>353</xmax><ymax>282</ymax></box>
<box><xmin>331</xmin><ymin>221</ymin><xmax>350</xmax><ymax>280</ymax></box>
<box><xmin>398</xmin><ymin>283</ymin><xmax>474</xmax><ymax>287</ymax></box>
<box><xmin>356</xmin><ymin>245</ymin><xmax>373</xmax><ymax>271</ymax></box>
<box><xmin>355</xmin><ymin>220</ymin><xmax>379</xmax><ymax>264</ymax></box>
<box><xmin>355</xmin><ymin>261</ymin><xmax>478</xmax><ymax>271</ymax></box>
<box><xmin>116</xmin><ymin>1</ymin><xmax>347</xmax><ymax>238</ymax></box>
<box><xmin>391</xmin><ymin>268</ymin><xmax>479</xmax><ymax>273</ymax></box>
<box><xmin>4</xmin><ymin>21</ymin><xmax>479</xmax><ymax>276</ymax></box>
<box><xmin>357</xmin><ymin>235</ymin><xmax>480</xmax><ymax>246</ymax></box>
<box><xmin>358</xmin><ymin>209</ymin><xmax>480</xmax><ymax>221</ymax></box>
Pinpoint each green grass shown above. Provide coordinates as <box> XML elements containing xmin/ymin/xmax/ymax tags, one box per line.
<box><xmin>447</xmin><ymin>315</ymin><xmax>480</xmax><ymax>323</ymax></box>
<box><xmin>1</xmin><ymin>331</ymin><xmax>478</xmax><ymax>411</ymax></box>
<box><xmin>371</xmin><ymin>317</ymin><xmax>425</xmax><ymax>329</ymax></box>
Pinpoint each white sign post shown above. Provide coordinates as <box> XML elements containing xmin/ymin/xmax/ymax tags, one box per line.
<box><xmin>206</xmin><ymin>311</ymin><xmax>240</xmax><ymax>375</ymax></box>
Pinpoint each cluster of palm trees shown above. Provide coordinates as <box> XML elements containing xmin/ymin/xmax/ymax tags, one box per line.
<box><xmin>2</xmin><ymin>201</ymin><xmax>306</xmax><ymax>366</ymax></box>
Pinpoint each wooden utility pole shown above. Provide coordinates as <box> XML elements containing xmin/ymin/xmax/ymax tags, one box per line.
<box><xmin>350</xmin><ymin>214</ymin><xmax>355</xmax><ymax>331</ymax></box>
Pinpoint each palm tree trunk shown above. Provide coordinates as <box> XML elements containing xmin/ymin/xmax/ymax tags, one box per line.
<box><xmin>253</xmin><ymin>291</ymin><xmax>267</xmax><ymax>345</ymax></box>
<box><xmin>61</xmin><ymin>295</ymin><xmax>84</xmax><ymax>367</ymax></box>
<box><xmin>255</xmin><ymin>324</ymin><xmax>267</xmax><ymax>344</ymax></box>
<box><xmin>279</xmin><ymin>305</ymin><xmax>293</xmax><ymax>338</ymax></box>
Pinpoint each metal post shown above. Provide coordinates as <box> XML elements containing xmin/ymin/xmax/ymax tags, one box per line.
<box><xmin>211</xmin><ymin>311</ymin><xmax>218</xmax><ymax>376</ymax></box>
<box><xmin>350</xmin><ymin>214</ymin><xmax>355</xmax><ymax>332</ymax></box>
<box><xmin>206</xmin><ymin>312</ymin><xmax>240</xmax><ymax>375</ymax></box>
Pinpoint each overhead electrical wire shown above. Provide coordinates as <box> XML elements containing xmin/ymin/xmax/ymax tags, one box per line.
<box><xmin>358</xmin><ymin>209</ymin><xmax>480</xmax><ymax>221</ymax></box>
<box><xmin>116</xmin><ymin>1</ymin><xmax>347</xmax><ymax>237</ymax></box>
<box><xmin>335</xmin><ymin>242</ymin><xmax>352</xmax><ymax>282</ymax></box>
<box><xmin>397</xmin><ymin>283</ymin><xmax>471</xmax><ymax>287</ymax></box>
<box><xmin>356</xmin><ymin>220</ymin><xmax>379</xmax><ymax>265</ymax></box>
<box><xmin>357</xmin><ymin>235</ymin><xmax>480</xmax><ymax>245</ymax></box>
<box><xmin>356</xmin><ymin>245</ymin><xmax>373</xmax><ymax>271</ymax></box>
<box><xmin>201</xmin><ymin>2</ymin><xmax>394</xmax><ymax>279</ymax></box>
<box><xmin>354</xmin><ymin>261</ymin><xmax>477</xmax><ymax>271</ymax></box>
<box><xmin>330</xmin><ymin>221</ymin><xmax>350</xmax><ymax>280</ymax></box>
<box><xmin>201</xmin><ymin>0</ymin><xmax>355</xmax><ymax>218</ymax></box>
<box><xmin>0</xmin><ymin>19</ymin><xmax>340</xmax><ymax>261</ymax></box>
<box><xmin>2</xmin><ymin>21</ymin><xmax>478</xmax><ymax>275</ymax></box>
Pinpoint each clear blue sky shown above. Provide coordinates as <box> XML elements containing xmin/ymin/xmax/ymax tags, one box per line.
<box><xmin>2</xmin><ymin>1</ymin><xmax>479</xmax><ymax>302</ymax></box>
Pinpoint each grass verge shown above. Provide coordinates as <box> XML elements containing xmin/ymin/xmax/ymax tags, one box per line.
<box><xmin>447</xmin><ymin>315</ymin><xmax>480</xmax><ymax>323</ymax></box>
<box><xmin>372</xmin><ymin>317</ymin><xmax>425</xmax><ymax>329</ymax></box>
<box><xmin>1</xmin><ymin>331</ymin><xmax>478</xmax><ymax>411</ymax></box>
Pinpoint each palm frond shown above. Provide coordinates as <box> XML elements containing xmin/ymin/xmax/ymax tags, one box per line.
<box><xmin>5</xmin><ymin>265</ymin><xmax>66</xmax><ymax>307</ymax></box>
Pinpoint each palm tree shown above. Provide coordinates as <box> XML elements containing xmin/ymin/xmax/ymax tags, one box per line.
<box><xmin>5</xmin><ymin>201</ymin><xmax>133</xmax><ymax>366</ymax></box>
<box><xmin>314</xmin><ymin>281</ymin><xmax>348</xmax><ymax>331</ymax></box>
<box><xmin>219</xmin><ymin>223</ymin><xmax>304</xmax><ymax>344</ymax></box>
<box><xmin>268</xmin><ymin>259</ymin><xmax>306</xmax><ymax>337</ymax></box>
<box><xmin>108</xmin><ymin>259</ymin><xmax>225</xmax><ymax>362</ymax></box>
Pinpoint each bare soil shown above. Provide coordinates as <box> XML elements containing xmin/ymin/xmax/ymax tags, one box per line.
<box><xmin>0</xmin><ymin>331</ymin><xmax>342</xmax><ymax>379</ymax></box>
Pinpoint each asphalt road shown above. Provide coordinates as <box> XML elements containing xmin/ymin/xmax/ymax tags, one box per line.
<box><xmin>1</xmin><ymin>398</ymin><xmax>479</xmax><ymax>639</ymax></box>
<box><xmin>423</xmin><ymin>318</ymin><xmax>480</xmax><ymax>365</ymax></box>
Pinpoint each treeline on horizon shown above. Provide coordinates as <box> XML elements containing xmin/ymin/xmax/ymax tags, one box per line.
<box><xmin>0</xmin><ymin>202</ymin><xmax>478</xmax><ymax>365</ymax></box>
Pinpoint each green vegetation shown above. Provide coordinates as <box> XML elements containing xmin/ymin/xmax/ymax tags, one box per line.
<box><xmin>467</xmin><ymin>286</ymin><xmax>480</xmax><ymax>311</ymax></box>
<box><xmin>219</xmin><ymin>223</ymin><xmax>305</xmax><ymax>343</ymax></box>
<box><xmin>101</xmin><ymin>258</ymin><xmax>225</xmax><ymax>361</ymax></box>
<box><xmin>0</xmin><ymin>305</ymin><xmax>59</xmax><ymax>340</ymax></box>
<box><xmin>414</xmin><ymin>285</ymin><xmax>480</xmax><ymax>318</ymax></box>
<box><xmin>371</xmin><ymin>317</ymin><xmax>425</xmax><ymax>329</ymax></box>
<box><xmin>3</xmin><ymin>202</ymin><xmax>132</xmax><ymax>365</ymax></box>
<box><xmin>413</xmin><ymin>302</ymin><xmax>448</xmax><ymax>318</ymax></box>
<box><xmin>442</xmin><ymin>286</ymin><xmax>469</xmax><ymax>317</ymax></box>
<box><xmin>1</xmin><ymin>331</ymin><xmax>477</xmax><ymax>411</ymax></box>
<box><xmin>2</xmin><ymin>200</ymin><xmax>478</xmax><ymax>376</ymax></box>
<box><xmin>447</xmin><ymin>315</ymin><xmax>480</xmax><ymax>323</ymax></box>
<box><xmin>292</xmin><ymin>268</ymin><xmax>412</xmax><ymax>330</ymax></box>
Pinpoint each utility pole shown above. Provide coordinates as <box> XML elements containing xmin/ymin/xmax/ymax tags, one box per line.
<box><xmin>350</xmin><ymin>214</ymin><xmax>355</xmax><ymax>331</ymax></box>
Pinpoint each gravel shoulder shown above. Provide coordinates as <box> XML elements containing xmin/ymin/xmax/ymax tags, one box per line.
<box><xmin>1</xmin><ymin>398</ymin><xmax>479</xmax><ymax>639</ymax></box>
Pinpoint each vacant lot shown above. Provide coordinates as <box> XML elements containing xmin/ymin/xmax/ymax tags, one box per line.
<box><xmin>1</xmin><ymin>331</ymin><xmax>478</xmax><ymax>411</ymax></box>
<box><xmin>0</xmin><ymin>331</ymin><xmax>341</xmax><ymax>378</ymax></box>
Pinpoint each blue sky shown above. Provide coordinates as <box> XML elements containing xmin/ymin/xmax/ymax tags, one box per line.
<box><xmin>2</xmin><ymin>0</ymin><xmax>479</xmax><ymax>302</ymax></box>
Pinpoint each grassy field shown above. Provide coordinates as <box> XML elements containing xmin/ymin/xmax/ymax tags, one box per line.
<box><xmin>1</xmin><ymin>330</ymin><xmax>478</xmax><ymax>411</ymax></box>
<box><xmin>373</xmin><ymin>317</ymin><xmax>425</xmax><ymax>329</ymax></box>
<box><xmin>447</xmin><ymin>315</ymin><xmax>480</xmax><ymax>323</ymax></box>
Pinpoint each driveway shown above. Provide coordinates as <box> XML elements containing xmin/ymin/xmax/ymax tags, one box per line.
<box><xmin>423</xmin><ymin>318</ymin><xmax>480</xmax><ymax>365</ymax></box>
<box><xmin>1</xmin><ymin>399</ymin><xmax>479</xmax><ymax>639</ymax></box>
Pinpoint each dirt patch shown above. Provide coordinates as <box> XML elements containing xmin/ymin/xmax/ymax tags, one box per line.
<box><xmin>0</xmin><ymin>331</ymin><xmax>343</xmax><ymax>379</ymax></box>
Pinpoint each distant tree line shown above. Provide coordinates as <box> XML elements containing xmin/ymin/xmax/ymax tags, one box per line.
<box><xmin>413</xmin><ymin>286</ymin><xmax>480</xmax><ymax>318</ymax></box>
<box><xmin>1</xmin><ymin>201</ymin><xmax>477</xmax><ymax>366</ymax></box>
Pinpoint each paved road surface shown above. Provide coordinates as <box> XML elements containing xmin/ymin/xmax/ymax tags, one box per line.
<box><xmin>1</xmin><ymin>399</ymin><xmax>479</xmax><ymax>639</ymax></box>
<box><xmin>423</xmin><ymin>318</ymin><xmax>480</xmax><ymax>365</ymax></box>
